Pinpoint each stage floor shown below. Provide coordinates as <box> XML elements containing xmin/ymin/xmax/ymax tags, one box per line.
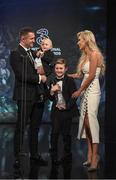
<box><xmin>0</xmin><ymin>123</ymin><xmax>105</xmax><ymax>179</ymax></box>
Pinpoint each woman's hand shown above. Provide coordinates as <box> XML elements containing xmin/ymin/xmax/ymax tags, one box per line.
<box><xmin>68</xmin><ymin>73</ymin><xmax>82</xmax><ymax>79</ymax></box>
<box><xmin>72</xmin><ymin>90</ymin><xmax>81</xmax><ymax>98</ymax></box>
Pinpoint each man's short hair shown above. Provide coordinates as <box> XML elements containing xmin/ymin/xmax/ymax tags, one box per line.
<box><xmin>19</xmin><ymin>26</ymin><xmax>34</xmax><ymax>38</ymax></box>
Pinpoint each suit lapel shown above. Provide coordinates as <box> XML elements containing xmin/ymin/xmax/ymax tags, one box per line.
<box><xmin>18</xmin><ymin>45</ymin><xmax>34</xmax><ymax>65</ymax></box>
<box><xmin>62</xmin><ymin>75</ymin><xmax>67</xmax><ymax>94</ymax></box>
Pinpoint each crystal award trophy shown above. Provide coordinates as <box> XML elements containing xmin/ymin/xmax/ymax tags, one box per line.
<box><xmin>56</xmin><ymin>90</ymin><xmax>66</xmax><ymax>109</ymax></box>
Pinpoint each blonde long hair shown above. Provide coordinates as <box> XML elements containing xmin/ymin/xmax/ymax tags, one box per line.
<box><xmin>77</xmin><ymin>30</ymin><xmax>105</xmax><ymax>76</ymax></box>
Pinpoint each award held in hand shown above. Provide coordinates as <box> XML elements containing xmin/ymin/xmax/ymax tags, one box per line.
<box><xmin>56</xmin><ymin>87</ymin><xmax>66</xmax><ymax>110</ymax></box>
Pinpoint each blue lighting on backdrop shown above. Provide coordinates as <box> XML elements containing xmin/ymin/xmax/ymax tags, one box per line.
<box><xmin>0</xmin><ymin>0</ymin><xmax>106</xmax><ymax>122</ymax></box>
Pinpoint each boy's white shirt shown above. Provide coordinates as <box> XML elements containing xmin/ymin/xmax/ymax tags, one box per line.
<box><xmin>56</xmin><ymin>81</ymin><xmax>63</xmax><ymax>91</ymax></box>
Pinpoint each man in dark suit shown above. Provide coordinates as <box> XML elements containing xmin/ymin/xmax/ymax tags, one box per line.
<box><xmin>10</xmin><ymin>27</ymin><xmax>48</xmax><ymax>177</ymax></box>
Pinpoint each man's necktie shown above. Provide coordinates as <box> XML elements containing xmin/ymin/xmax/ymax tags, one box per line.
<box><xmin>27</xmin><ymin>50</ymin><xmax>34</xmax><ymax>64</ymax></box>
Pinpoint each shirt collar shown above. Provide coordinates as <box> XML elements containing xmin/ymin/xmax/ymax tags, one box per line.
<box><xmin>56</xmin><ymin>75</ymin><xmax>64</xmax><ymax>80</ymax></box>
<box><xmin>20</xmin><ymin>43</ymin><xmax>30</xmax><ymax>52</ymax></box>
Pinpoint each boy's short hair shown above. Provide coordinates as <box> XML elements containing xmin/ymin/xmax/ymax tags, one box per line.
<box><xmin>54</xmin><ymin>58</ymin><xmax>67</xmax><ymax>67</ymax></box>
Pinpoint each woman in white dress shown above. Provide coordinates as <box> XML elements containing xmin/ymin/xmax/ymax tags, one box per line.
<box><xmin>70</xmin><ymin>30</ymin><xmax>105</xmax><ymax>171</ymax></box>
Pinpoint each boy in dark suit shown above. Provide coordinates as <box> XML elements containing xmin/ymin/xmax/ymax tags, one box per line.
<box><xmin>48</xmin><ymin>58</ymin><xmax>78</xmax><ymax>165</ymax></box>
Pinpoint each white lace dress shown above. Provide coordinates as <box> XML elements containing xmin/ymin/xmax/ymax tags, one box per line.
<box><xmin>77</xmin><ymin>61</ymin><xmax>101</xmax><ymax>143</ymax></box>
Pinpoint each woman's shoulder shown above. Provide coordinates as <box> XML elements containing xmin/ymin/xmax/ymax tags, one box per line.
<box><xmin>91</xmin><ymin>50</ymin><xmax>102</xmax><ymax>57</ymax></box>
<box><xmin>89</xmin><ymin>50</ymin><xmax>102</xmax><ymax>62</ymax></box>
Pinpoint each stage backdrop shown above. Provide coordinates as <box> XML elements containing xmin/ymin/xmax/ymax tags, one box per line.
<box><xmin>0</xmin><ymin>0</ymin><xmax>106</xmax><ymax>124</ymax></box>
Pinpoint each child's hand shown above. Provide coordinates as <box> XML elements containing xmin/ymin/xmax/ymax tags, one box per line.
<box><xmin>51</xmin><ymin>84</ymin><xmax>61</xmax><ymax>92</ymax></box>
<box><xmin>36</xmin><ymin>50</ymin><xmax>44</xmax><ymax>58</ymax></box>
<box><xmin>56</xmin><ymin>103</ymin><xmax>66</xmax><ymax>110</ymax></box>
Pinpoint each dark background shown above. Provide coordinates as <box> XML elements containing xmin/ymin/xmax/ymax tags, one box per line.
<box><xmin>1</xmin><ymin>0</ymin><xmax>116</xmax><ymax>179</ymax></box>
<box><xmin>105</xmin><ymin>0</ymin><xmax>116</xmax><ymax>178</ymax></box>
<box><xmin>0</xmin><ymin>0</ymin><xmax>106</xmax><ymax>123</ymax></box>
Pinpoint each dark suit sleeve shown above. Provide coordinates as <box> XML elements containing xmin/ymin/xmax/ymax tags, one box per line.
<box><xmin>66</xmin><ymin>77</ymin><xmax>78</xmax><ymax>110</ymax></box>
<box><xmin>10</xmin><ymin>50</ymin><xmax>39</xmax><ymax>84</ymax></box>
<box><xmin>47</xmin><ymin>92</ymin><xmax>56</xmax><ymax>102</ymax></box>
<box><xmin>41</xmin><ymin>50</ymin><xmax>54</xmax><ymax>76</ymax></box>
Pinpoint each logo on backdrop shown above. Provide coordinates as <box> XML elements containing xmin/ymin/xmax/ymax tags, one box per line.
<box><xmin>36</xmin><ymin>28</ymin><xmax>61</xmax><ymax>56</ymax></box>
<box><xmin>36</xmin><ymin>28</ymin><xmax>49</xmax><ymax>45</ymax></box>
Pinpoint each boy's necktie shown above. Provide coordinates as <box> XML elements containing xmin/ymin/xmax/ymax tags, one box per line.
<box><xmin>56</xmin><ymin>77</ymin><xmax>64</xmax><ymax>82</ymax></box>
